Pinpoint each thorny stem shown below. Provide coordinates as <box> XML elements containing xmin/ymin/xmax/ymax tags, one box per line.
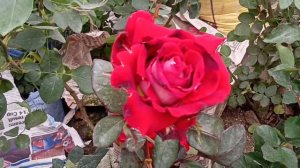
<box><xmin>64</xmin><ymin>83</ymin><xmax>94</xmax><ymax>130</ymax></box>
<box><xmin>145</xmin><ymin>142</ymin><xmax>153</xmax><ymax>168</ymax></box>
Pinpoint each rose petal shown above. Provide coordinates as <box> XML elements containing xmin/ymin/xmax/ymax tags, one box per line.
<box><xmin>196</xmin><ymin>33</ymin><xmax>225</xmax><ymax>55</ymax></box>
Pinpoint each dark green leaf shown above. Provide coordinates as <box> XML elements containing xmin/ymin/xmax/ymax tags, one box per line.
<box><xmin>284</xmin><ymin>116</ymin><xmax>300</xmax><ymax>139</ymax></box>
<box><xmin>258</xmin><ymin>52</ymin><xmax>268</xmax><ymax>65</ymax></box>
<box><xmin>239</xmin><ymin>0</ymin><xmax>257</xmax><ymax>9</ymax></box>
<box><xmin>238</xmin><ymin>12</ymin><xmax>255</xmax><ymax>24</ymax></box>
<box><xmin>264</xmin><ymin>24</ymin><xmax>300</xmax><ymax>44</ymax></box>
<box><xmin>237</xmin><ymin>94</ymin><xmax>246</xmax><ymax>105</ymax></box>
<box><xmin>72</xmin><ymin>65</ymin><xmax>93</xmax><ymax>94</ymax></box>
<box><xmin>276</xmin><ymin>44</ymin><xmax>295</xmax><ymax>67</ymax></box>
<box><xmin>255</xmin><ymin>125</ymin><xmax>281</xmax><ymax>147</ymax></box>
<box><xmin>0</xmin><ymin>136</ymin><xmax>10</xmax><ymax>152</ymax></box>
<box><xmin>268</xmin><ymin>69</ymin><xmax>291</xmax><ymax>88</ymax></box>
<box><xmin>40</xmin><ymin>76</ymin><xmax>64</xmax><ymax>103</ymax></box>
<box><xmin>271</xmin><ymin>95</ymin><xmax>282</xmax><ymax>104</ymax></box>
<box><xmin>265</xmin><ymin>85</ymin><xmax>277</xmax><ymax>97</ymax></box>
<box><xmin>220</xmin><ymin>45</ymin><xmax>231</xmax><ymax>57</ymax></box>
<box><xmin>228</xmin><ymin>95</ymin><xmax>238</xmax><ymax>108</ymax></box>
<box><xmin>245</xmin><ymin>55</ymin><xmax>257</xmax><ymax>66</ymax></box>
<box><xmin>52</xmin><ymin>158</ymin><xmax>65</xmax><ymax>168</ymax></box>
<box><xmin>0</xmin><ymin>94</ymin><xmax>7</xmax><ymax>120</ymax></box>
<box><xmin>251</xmin><ymin>21</ymin><xmax>263</xmax><ymax>34</ymax></box>
<box><xmin>4</xmin><ymin>127</ymin><xmax>19</xmax><ymax>137</ymax></box>
<box><xmin>247</xmin><ymin>45</ymin><xmax>260</xmax><ymax>56</ymax></box>
<box><xmin>215</xmin><ymin>125</ymin><xmax>246</xmax><ymax>166</ymax></box>
<box><xmin>180</xmin><ymin>160</ymin><xmax>204</xmax><ymax>168</ymax></box>
<box><xmin>252</xmin><ymin>94</ymin><xmax>263</xmax><ymax>101</ymax></box>
<box><xmin>93</xmin><ymin>116</ymin><xmax>124</xmax><ymax>148</ymax></box>
<box><xmin>0</xmin><ymin>78</ymin><xmax>13</xmax><ymax>93</ymax></box>
<box><xmin>40</xmin><ymin>50</ymin><xmax>62</xmax><ymax>72</ymax></box>
<box><xmin>15</xmin><ymin>134</ymin><xmax>30</xmax><ymax>149</ymax></box>
<box><xmin>282</xmin><ymin>91</ymin><xmax>297</xmax><ymax>104</ymax></box>
<box><xmin>92</xmin><ymin>59</ymin><xmax>127</xmax><ymax>114</ymax></box>
<box><xmin>120</xmin><ymin>149</ymin><xmax>141</xmax><ymax>168</ymax></box>
<box><xmin>78</xmin><ymin>154</ymin><xmax>107</xmax><ymax>168</ymax></box>
<box><xmin>235</xmin><ymin>23</ymin><xmax>251</xmax><ymax>36</ymax></box>
<box><xmin>125</xmin><ymin>129</ymin><xmax>145</xmax><ymax>152</ymax></box>
<box><xmin>279</xmin><ymin>0</ymin><xmax>293</xmax><ymax>9</ymax></box>
<box><xmin>153</xmin><ymin>136</ymin><xmax>179</xmax><ymax>168</ymax></box>
<box><xmin>132</xmin><ymin>0</ymin><xmax>149</xmax><ymax>10</ymax></box>
<box><xmin>0</xmin><ymin>0</ymin><xmax>34</xmax><ymax>36</ymax></box>
<box><xmin>25</xmin><ymin>110</ymin><xmax>47</xmax><ymax>130</ymax></box>
<box><xmin>261</xmin><ymin>144</ymin><xmax>298</xmax><ymax>168</ymax></box>
<box><xmin>239</xmin><ymin>81</ymin><xmax>249</xmax><ymax>89</ymax></box>
<box><xmin>53</xmin><ymin>10</ymin><xmax>82</xmax><ymax>33</ymax></box>
<box><xmin>13</xmin><ymin>28</ymin><xmax>46</xmax><ymax>50</ymax></box>
<box><xmin>69</xmin><ymin>146</ymin><xmax>84</xmax><ymax>163</ymax></box>
<box><xmin>22</xmin><ymin>63</ymin><xmax>41</xmax><ymax>82</ymax></box>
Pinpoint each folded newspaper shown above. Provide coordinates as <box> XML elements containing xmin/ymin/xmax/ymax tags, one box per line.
<box><xmin>0</xmin><ymin>71</ymin><xmax>84</xmax><ymax>168</ymax></box>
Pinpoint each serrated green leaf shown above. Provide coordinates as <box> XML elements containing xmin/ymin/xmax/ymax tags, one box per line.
<box><xmin>40</xmin><ymin>50</ymin><xmax>62</xmax><ymax>72</ymax></box>
<box><xmin>0</xmin><ymin>94</ymin><xmax>7</xmax><ymax>120</ymax></box>
<box><xmin>255</xmin><ymin>125</ymin><xmax>281</xmax><ymax>147</ymax></box>
<box><xmin>22</xmin><ymin>63</ymin><xmax>41</xmax><ymax>83</ymax></box>
<box><xmin>271</xmin><ymin>95</ymin><xmax>282</xmax><ymax>104</ymax></box>
<box><xmin>282</xmin><ymin>91</ymin><xmax>297</xmax><ymax>104</ymax></box>
<box><xmin>260</xmin><ymin>96</ymin><xmax>270</xmax><ymax>107</ymax></box>
<box><xmin>25</xmin><ymin>110</ymin><xmax>47</xmax><ymax>130</ymax></box>
<box><xmin>0</xmin><ymin>0</ymin><xmax>34</xmax><ymax>36</ymax></box>
<box><xmin>92</xmin><ymin>59</ymin><xmax>127</xmax><ymax>114</ymax></box>
<box><xmin>4</xmin><ymin>127</ymin><xmax>19</xmax><ymax>137</ymax></box>
<box><xmin>93</xmin><ymin>116</ymin><xmax>124</xmax><ymax>148</ymax></box>
<box><xmin>268</xmin><ymin>69</ymin><xmax>291</xmax><ymax>88</ymax></box>
<box><xmin>264</xmin><ymin>24</ymin><xmax>300</xmax><ymax>44</ymax></box>
<box><xmin>15</xmin><ymin>134</ymin><xmax>30</xmax><ymax>149</ymax></box>
<box><xmin>153</xmin><ymin>136</ymin><xmax>179</xmax><ymax>168</ymax></box>
<box><xmin>12</xmin><ymin>28</ymin><xmax>46</xmax><ymax>50</ymax></box>
<box><xmin>40</xmin><ymin>76</ymin><xmax>64</xmax><ymax>103</ymax></box>
<box><xmin>72</xmin><ymin>65</ymin><xmax>93</xmax><ymax>95</ymax></box>
<box><xmin>235</xmin><ymin>23</ymin><xmax>251</xmax><ymax>36</ymax></box>
<box><xmin>265</xmin><ymin>85</ymin><xmax>277</xmax><ymax>97</ymax></box>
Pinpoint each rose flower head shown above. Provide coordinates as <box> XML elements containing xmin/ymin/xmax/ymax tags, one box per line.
<box><xmin>111</xmin><ymin>11</ymin><xmax>231</xmax><ymax>149</ymax></box>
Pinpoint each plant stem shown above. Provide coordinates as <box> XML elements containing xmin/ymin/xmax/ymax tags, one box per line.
<box><xmin>144</xmin><ymin>142</ymin><xmax>153</xmax><ymax>168</ymax></box>
<box><xmin>164</xmin><ymin>14</ymin><xmax>174</xmax><ymax>27</ymax></box>
<box><xmin>0</xmin><ymin>38</ymin><xmax>23</xmax><ymax>72</ymax></box>
<box><xmin>64</xmin><ymin>83</ymin><xmax>94</xmax><ymax>130</ymax></box>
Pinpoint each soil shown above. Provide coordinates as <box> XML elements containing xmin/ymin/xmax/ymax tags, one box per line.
<box><xmin>221</xmin><ymin>107</ymin><xmax>254</xmax><ymax>153</ymax></box>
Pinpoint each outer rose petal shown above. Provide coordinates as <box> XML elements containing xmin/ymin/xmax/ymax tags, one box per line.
<box><xmin>196</xmin><ymin>33</ymin><xmax>225</xmax><ymax>55</ymax></box>
<box><xmin>123</xmin><ymin>91</ymin><xmax>178</xmax><ymax>135</ymax></box>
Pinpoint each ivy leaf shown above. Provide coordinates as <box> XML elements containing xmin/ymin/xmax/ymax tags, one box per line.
<box><xmin>0</xmin><ymin>94</ymin><xmax>7</xmax><ymax>120</ymax></box>
<box><xmin>264</xmin><ymin>24</ymin><xmax>300</xmax><ymax>44</ymax></box>
<box><xmin>92</xmin><ymin>59</ymin><xmax>127</xmax><ymax>114</ymax></box>
<box><xmin>72</xmin><ymin>65</ymin><xmax>93</xmax><ymax>95</ymax></box>
<box><xmin>0</xmin><ymin>0</ymin><xmax>34</xmax><ymax>36</ymax></box>
<box><xmin>25</xmin><ymin>110</ymin><xmax>47</xmax><ymax>130</ymax></box>
<box><xmin>153</xmin><ymin>136</ymin><xmax>179</xmax><ymax>168</ymax></box>
<box><xmin>40</xmin><ymin>76</ymin><xmax>64</xmax><ymax>104</ymax></box>
<box><xmin>15</xmin><ymin>134</ymin><xmax>30</xmax><ymax>149</ymax></box>
<box><xmin>93</xmin><ymin>116</ymin><xmax>124</xmax><ymax>148</ymax></box>
<box><xmin>12</xmin><ymin>28</ymin><xmax>46</xmax><ymax>50</ymax></box>
<box><xmin>53</xmin><ymin>9</ymin><xmax>82</xmax><ymax>33</ymax></box>
<box><xmin>279</xmin><ymin>0</ymin><xmax>293</xmax><ymax>9</ymax></box>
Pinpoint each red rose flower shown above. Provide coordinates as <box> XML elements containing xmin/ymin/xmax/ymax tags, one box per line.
<box><xmin>111</xmin><ymin>11</ymin><xmax>231</xmax><ymax>148</ymax></box>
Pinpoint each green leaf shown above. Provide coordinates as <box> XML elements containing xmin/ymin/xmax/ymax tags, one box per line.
<box><xmin>153</xmin><ymin>136</ymin><xmax>179</xmax><ymax>168</ymax></box>
<box><xmin>113</xmin><ymin>16</ymin><xmax>129</xmax><ymax>30</ymax></box>
<box><xmin>239</xmin><ymin>81</ymin><xmax>249</xmax><ymax>89</ymax></box>
<box><xmin>125</xmin><ymin>129</ymin><xmax>146</xmax><ymax>152</ymax></box>
<box><xmin>25</xmin><ymin>110</ymin><xmax>47</xmax><ymax>130</ymax></box>
<box><xmin>239</xmin><ymin>0</ymin><xmax>257</xmax><ymax>9</ymax></box>
<box><xmin>22</xmin><ymin>63</ymin><xmax>41</xmax><ymax>83</ymax></box>
<box><xmin>276</xmin><ymin>44</ymin><xmax>295</xmax><ymax>67</ymax></box>
<box><xmin>187</xmin><ymin>0</ymin><xmax>200</xmax><ymax>19</ymax></box>
<box><xmin>279</xmin><ymin>0</ymin><xmax>293</xmax><ymax>9</ymax></box>
<box><xmin>228</xmin><ymin>95</ymin><xmax>238</xmax><ymax>108</ymax></box>
<box><xmin>264</xmin><ymin>24</ymin><xmax>300</xmax><ymax>44</ymax></box>
<box><xmin>72</xmin><ymin>65</ymin><xmax>93</xmax><ymax>95</ymax></box>
<box><xmin>120</xmin><ymin>149</ymin><xmax>141</xmax><ymax>168</ymax></box>
<box><xmin>274</xmin><ymin>105</ymin><xmax>285</xmax><ymax>115</ymax></box>
<box><xmin>15</xmin><ymin>134</ymin><xmax>30</xmax><ymax>149</ymax></box>
<box><xmin>271</xmin><ymin>95</ymin><xmax>282</xmax><ymax>104</ymax></box>
<box><xmin>78</xmin><ymin>153</ymin><xmax>108</xmax><ymax>168</ymax></box>
<box><xmin>68</xmin><ymin>146</ymin><xmax>84</xmax><ymax>163</ymax></box>
<box><xmin>53</xmin><ymin>9</ymin><xmax>82</xmax><ymax>33</ymax></box>
<box><xmin>0</xmin><ymin>78</ymin><xmax>13</xmax><ymax>94</ymax></box>
<box><xmin>235</xmin><ymin>23</ymin><xmax>251</xmax><ymax>36</ymax></box>
<box><xmin>132</xmin><ymin>0</ymin><xmax>149</xmax><ymax>10</ymax></box>
<box><xmin>215</xmin><ymin>124</ymin><xmax>246</xmax><ymax>166</ymax></box>
<box><xmin>180</xmin><ymin>160</ymin><xmax>204</xmax><ymax>168</ymax></box>
<box><xmin>255</xmin><ymin>125</ymin><xmax>281</xmax><ymax>147</ymax></box>
<box><xmin>261</xmin><ymin>144</ymin><xmax>298</xmax><ymax>168</ymax></box>
<box><xmin>237</xmin><ymin>94</ymin><xmax>246</xmax><ymax>106</ymax></box>
<box><xmin>295</xmin><ymin>0</ymin><xmax>300</xmax><ymax>10</ymax></box>
<box><xmin>238</xmin><ymin>12</ymin><xmax>255</xmax><ymax>24</ymax></box>
<box><xmin>252</xmin><ymin>94</ymin><xmax>263</xmax><ymax>101</ymax></box>
<box><xmin>268</xmin><ymin>69</ymin><xmax>291</xmax><ymax>88</ymax></box>
<box><xmin>251</xmin><ymin>20</ymin><xmax>263</xmax><ymax>34</ymax></box>
<box><xmin>246</xmin><ymin>45</ymin><xmax>260</xmax><ymax>56</ymax></box>
<box><xmin>220</xmin><ymin>45</ymin><xmax>231</xmax><ymax>57</ymax></box>
<box><xmin>0</xmin><ymin>136</ymin><xmax>10</xmax><ymax>152</ymax></box>
<box><xmin>197</xmin><ymin>113</ymin><xmax>224</xmax><ymax>137</ymax></box>
<box><xmin>0</xmin><ymin>0</ymin><xmax>34</xmax><ymax>36</ymax></box>
<box><xmin>93</xmin><ymin>116</ymin><xmax>124</xmax><ymax>148</ymax></box>
<box><xmin>0</xmin><ymin>94</ymin><xmax>7</xmax><ymax>120</ymax></box>
<box><xmin>4</xmin><ymin>127</ymin><xmax>19</xmax><ymax>137</ymax></box>
<box><xmin>13</xmin><ymin>28</ymin><xmax>46</xmax><ymax>50</ymax></box>
<box><xmin>92</xmin><ymin>59</ymin><xmax>127</xmax><ymax>114</ymax></box>
<box><xmin>40</xmin><ymin>76</ymin><xmax>64</xmax><ymax>104</ymax></box>
<box><xmin>0</xmin><ymin>158</ymin><xmax>3</xmax><ymax>168</ymax></box>
<box><xmin>282</xmin><ymin>91</ymin><xmax>297</xmax><ymax>104</ymax></box>
<box><xmin>248</xmin><ymin>123</ymin><xmax>260</xmax><ymax>134</ymax></box>
<box><xmin>245</xmin><ymin>55</ymin><xmax>257</xmax><ymax>66</ymax></box>
<box><xmin>49</xmin><ymin>29</ymin><xmax>66</xmax><ymax>43</ymax></box>
<box><xmin>40</xmin><ymin>50</ymin><xmax>63</xmax><ymax>72</ymax></box>
<box><xmin>258</xmin><ymin>52</ymin><xmax>268</xmax><ymax>65</ymax></box>
<box><xmin>265</xmin><ymin>85</ymin><xmax>277</xmax><ymax>97</ymax></box>
<box><xmin>52</xmin><ymin>158</ymin><xmax>65</xmax><ymax>168</ymax></box>
<box><xmin>284</xmin><ymin>116</ymin><xmax>300</xmax><ymax>139</ymax></box>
